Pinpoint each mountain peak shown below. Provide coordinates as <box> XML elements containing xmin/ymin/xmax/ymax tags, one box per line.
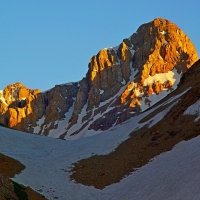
<box><xmin>0</xmin><ymin>18</ymin><xmax>198</xmax><ymax>138</ymax></box>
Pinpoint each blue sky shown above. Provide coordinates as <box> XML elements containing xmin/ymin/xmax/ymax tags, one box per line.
<box><xmin>0</xmin><ymin>0</ymin><xmax>199</xmax><ymax>91</ymax></box>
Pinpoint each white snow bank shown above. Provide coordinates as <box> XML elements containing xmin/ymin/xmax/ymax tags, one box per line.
<box><xmin>48</xmin><ymin>105</ymin><xmax>74</xmax><ymax>138</ymax></box>
<box><xmin>143</xmin><ymin>71</ymin><xmax>176</xmax><ymax>86</ymax></box>
<box><xmin>183</xmin><ymin>99</ymin><xmax>200</xmax><ymax>122</ymax></box>
<box><xmin>121</xmin><ymin>79</ymin><xmax>126</xmax><ymax>85</ymax></box>
<box><xmin>160</xmin><ymin>30</ymin><xmax>166</xmax><ymax>35</ymax></box>
<box><xmin>99</xmin><ymin>89</ymin><xmax>104</xmax><ymax>95</ymax></box>
<box><xmin>33</xmin><ymin>116</ymin><xmax>45</xmax><ymax>134</ymax></box>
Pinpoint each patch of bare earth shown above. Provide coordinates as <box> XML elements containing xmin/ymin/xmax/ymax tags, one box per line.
<box><xmin>25</xmin><ymin>187</ymin><xmax>46</xmax><ymax>200</ymax></box>
<box><xmin>71</xmin><ymin>87</ymin><xmax>200</xmax><ymax>189</ymax></box>
<box><xmin>0</xmin><ymin>153</ymin><xmax>25</xmax><ymax>177</ymax></box>
<box><xmin>0</xmin><ymin>153</ymin><xmax>46</xmax><ymax>200</ymax></box>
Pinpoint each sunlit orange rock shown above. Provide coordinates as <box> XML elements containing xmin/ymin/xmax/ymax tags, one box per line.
<box><xmin>119</xmin><ymin>18</ymin><xmax>198</xmax><ymax>108</ymax></box>
<box><xmin>129</xmin><ymin>98</ymin><xmax>141</xmax><ymax>108</ymax></box>
<box><xmin>0</xmin><ymin>18</ymin><xmax>198</xmax><ymax>136</ymax></box>
<box><xmin>8</xmin><ymin>108</ymin><xmax>18</xmax><ymax>127</ymax></box>
<box><xmin>147</xmin><ymin>85</ymin><xmax>154</xmax><ymax>95</ymax></box>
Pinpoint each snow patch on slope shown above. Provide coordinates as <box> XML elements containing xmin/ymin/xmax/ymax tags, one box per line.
<box><xmin>183</xmin><ymin>99</ymin><xmax>200</xmax><ymax>122</ymax></box>
<box><xmin>160</xmin><ymin>30</ymin><xmax>167</xmax><ymax>35</ymax></box>
<box><xmin>99</xmin><ymin>89</ymin><xmax>104</xmax><ymax>95</ymax></box>
<box><xmin>140</xmin><ymin>89</ymin><xmax>172</xmax><ymax>111</ymax></box>
<box><xmin>143</xmin><ymin>70</ymin><xmax>176</xmax><ymax>86</ymax></box>
<box><xmin>139</xmin><ymin>89</ymin><xmax>188</xmax><ymax>128</ymax></box>
<box><xmin>66</xmin><ymin>103</ymin><xmax>88</xmax><ymax>136</ymax></box>
<box><xmin>48</xmin><ymin>105</ymin><xmax>74</xmax><ymax>138</ymax></box>
<box><xmin>33</xmin><ymin>116</ymin><xmax>45</xmax><ymax>134</ymax></box>
<box><xmin>140</xmin><ymin>68</ymin><xmax>181</xmax><ymax>111</ymax></box>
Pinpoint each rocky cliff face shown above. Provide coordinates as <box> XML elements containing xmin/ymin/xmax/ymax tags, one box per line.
<box><xmin>0</xmin><ymin>18</ymin><xmax>198</xmax><ymax>139</ymax></box>
<box><xmin>0</xmin><ymin>175</ymin><xmax>18</xmax><ymax>200</ymax></box>
<box><xmin>64</xmin><ymin>18</ymin><xmax>198</xmax><ymax>138</ymax></box>
<box><xmin>0</xmin><ymin>82</ymin><xmax>79</xmax><ymax>137</ymax></box>
<box><xmin>0</xmin><ymin>82</ymin><xmax>41</xmax><ymax>128</ymax></box>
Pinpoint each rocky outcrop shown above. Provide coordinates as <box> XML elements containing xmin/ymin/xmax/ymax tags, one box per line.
<box><xmin>38</xmin><ymin>83</ymin><xmax>79</xmax><ymax>136</ymax></box>
<box><xmin>120</xmin><ymin>18</ymin><xmax>198</xmax><ymax>107</ymax></box>
<box><xmin>0</xmin><ymin>82</ymin><xmax>79</xmax><ymax>136</ymax></box>
<box><xmin>0</xmin><ymin>18</ymin><xmax>198</xmax><ymax>138</ymax></box>
<box><xmin>0</xmin><ymin>175</ymin><xmax>18</xmax><ymax>200</ymax></box>
<box><xmin>0</xmin><ymin>82</ymin><xmax>42</xmax><ymax>128</ymax></box>
<box><xmin>65</xmin><ymin>18</ymin><xmax>198</xmax><ymax>137</ymax></box>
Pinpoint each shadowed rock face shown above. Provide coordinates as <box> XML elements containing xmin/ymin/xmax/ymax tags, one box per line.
<box><xmin>0</xmin><ymin>175</ymin><xmax>18</xmax><ymax>199</ymax></box>
<box><xmin>0</xmin><ymin>18</ymin><xmax>198</xmax><ymax>138</ymax></box>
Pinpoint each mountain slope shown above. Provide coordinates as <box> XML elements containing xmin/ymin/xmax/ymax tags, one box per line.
<box><xmin>1</xmin><ymin>17</ymin><xmax>200</xmax><ymax>200</ymax></box>
<box><xmin>71</xmin><ymin>59</ymin><xmax>200</xmax><ymax>188</ymax></box>
<box><xmin>1</xmin><ymin>57</ymin><xmax>200</xmax><ymax>199</ymax></box>
<box><xmin>0</xmin><ymin>18</ymin><xmax>198</xmax><ymax>138</ymax></box>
